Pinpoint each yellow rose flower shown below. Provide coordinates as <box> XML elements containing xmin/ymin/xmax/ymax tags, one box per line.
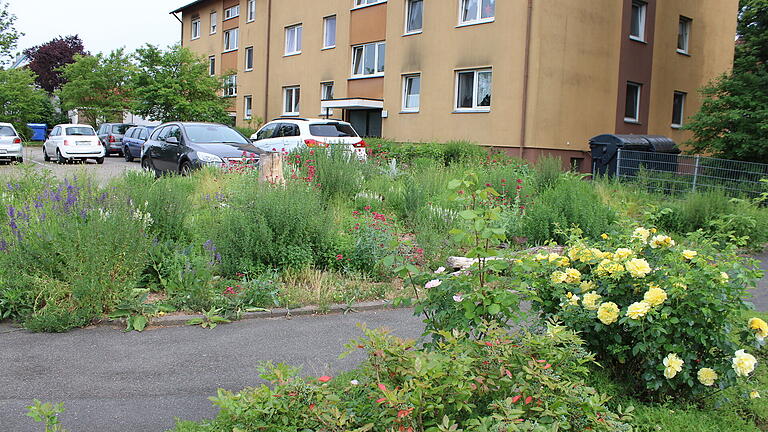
<box><xmin>673</xmin><ymin>282</ymin><xmax>688</xmax><ymax>290</ymax></box>
<box><xmin>625</xmin><ymin>258</ymin><xmax>652</xmax><ymax>278</ymax></box>
<box><xmin>580</xmin><ymin>248</ymin><xmax>604</xmax><ymax>262</ymax></box>
<box><xmin>751</xmin><ymin>391</ymin><xmax>761</xmax><ymax>399</ymax></box>
<box><xmin>596</xmin><ymin>259</ymin><xmax>624</xmax><ymax>277</ymax></box>
<box><xmin>583</xmin><ymin>292</ymin><xmax>602</xmax><ymax>310</ymax></box>
<box><xmin>580</xmin><ymin>280</ymin><xmax>596</xmax><ymax>293</ymax></box>
<box><xmin>749</xmin><ymin>318</ymin><xmax>768</xmax><ymax>341</ymax></box>
<box><xmin>534</xmin><ymin>253</ymin><xmax>548</xmax><ymax>262</ymax></box>
<box><xmin>597</xmin><ymin>302</ymin><xmax>620</xmax><ymax>325</ymax></box>
<box><xmin>567</xmin><ymin>247</ymin><xmax>583</xmax><ymax>262</ymax></box>
<box><xmin>613</xmin><ymin>248</ymin><xmax>633</xmax><ymax>261</ymax></box>
<box><xmin>650</xmin><ymin>235</ymin><xmax>676</xmax><ymax>249</ymax></box>
<box><xmin>546</xmin><ymin>253</ymin><xmax>563</xmax><ymax>263</ymax></box>
<box><xmin>557</xmin><ymin>257</ymin><xmax>570</xmax><ymax>267</ymax></box>
<box><xmin>733</xmin><ymin>350</ymin><xmax>757</xmax><ymax>377</ymax></box>
<box><xmin>551</xmin><ymin>271</ymin><xmax>568</xmax><ymax>284</ymax></box>
<box><xmin>644</xmin><ymin>287</ymin><xmax>668</xmax><ymax>307</ymax></box>
<box><xmin>697</xmin><ymin>368</ymin><xmax>718</xmax><ymax>386</ymax></box>
<box><xmin>682</xmin><ymin>250</ymin><xmax>698</xmax><ymax>260</ymax></box>
<box><xmin>632</xmin><ymin>227</ymin><xmax>651</xmax><ymax>243</ymax></box>
<box><xmin>721</xmin><ymin>272</ymin><xmax>730</xmax><ymax>283</ymax></box>
<box><xmin>627</xmin><ymin>301</ymin><xmax>651</xmax><ymax>319</ymax></box>
<box><xmin>663</xmin><ymin>353</ymin><xmax>684</xmax><ymax>379</ymax></box>
<box><xmin>650</xmin><ymin>228</ymin><xmax>658</xmax><ymax>233</ymax></box>
<box><xmin>601</xmin><ymin>233</ymin><xmax>609</xmax><ymax>240</ymax></box>
<box><xmin>566</xmin><ymin>292</ymin><xmax>580</xmax><ymax>306</ymax></box>
<box><xmin>564</xmin><ymin>268</ymin><xmax>582</xmax><ymax>284</ymax></box>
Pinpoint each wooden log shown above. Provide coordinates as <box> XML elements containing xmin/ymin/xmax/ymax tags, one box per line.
<box><xmin>259</xmin><ymin>152</ymin><xmax>285</xmax><ymax>184</ymax></box>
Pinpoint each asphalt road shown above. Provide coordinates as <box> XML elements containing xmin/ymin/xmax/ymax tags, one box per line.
<box><xmin>0</xmin><ymin>145</ymin><xmax>141</xmax><ymax>184</ymax></box>
<box><xmin>0</xmin><ymin>308</ymin><xmax>424</xmax><ymax>432</ymax></box>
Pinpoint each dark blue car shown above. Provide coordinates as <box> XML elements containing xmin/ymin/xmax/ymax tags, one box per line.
<box><xmin>122</xmin><ymin>126</ymin><xmax>156</xmax><ymax>162</ymax></box>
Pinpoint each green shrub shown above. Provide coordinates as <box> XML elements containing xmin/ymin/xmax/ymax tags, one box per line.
<box><xmin>370</xmin><ymin>140</ymin><xmax>485</xmax><ymax>166</ymax></box>
<box><xmin>521</xmin><ymin>177</ymin><xmax>616</xmax><ymax>244</ymax></box>
<box><xmin>531</xmin><ymin>155</ymin><xmax>564</xmax><ymax>192</ymax></box>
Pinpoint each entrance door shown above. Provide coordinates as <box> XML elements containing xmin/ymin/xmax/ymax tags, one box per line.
<box><xmin>347</xmin><ymin>109</ymin><xmax>382</xmax><ymax>138</ymax></box>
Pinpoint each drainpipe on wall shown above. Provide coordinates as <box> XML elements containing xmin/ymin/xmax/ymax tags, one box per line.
<box><xmin>519</xmin><ymin>0</ymin><xmax>533</xmax><ymax>159</ymax></box>
<box><xmin>263</xmin><ymin>0</ymin><xmax>272</xmax><ymax>121</ymax></box>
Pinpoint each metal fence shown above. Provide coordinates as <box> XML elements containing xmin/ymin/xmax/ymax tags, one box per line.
<box><xmin>615</xmin><ymin>149</ymin><xmax>768</xmax><ymax>198</ymax></box>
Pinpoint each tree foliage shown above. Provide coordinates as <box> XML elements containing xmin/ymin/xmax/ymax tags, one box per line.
<box><xmin>129</xmin><ymin>44</ymin><xmax>230</xmax><ymax>123</ymax></box>
<box><xmin>686</xmin><ymin>0</ymin><xmax>768</xmax><ymax>163</ymax></box>
<box><xmin>23</xmin><ymin>35</ymin><xmax>87</xmax><ymax>93</ymax></box>
<box><xmin>59</xmin><ymin>49</ymin><xmax>134</xmax><ymax>127</ymax></box>
<box><xmin>0</xmin><ymin>1</ymin><xmax>22</xmax><ymax>67</ymax></box>
<box><xmin>0</xmin><ymin>68</ymin><xmax>50</xmax><ymax>139</ymax></box>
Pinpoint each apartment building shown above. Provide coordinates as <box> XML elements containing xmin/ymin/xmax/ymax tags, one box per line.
<box><xmin>171</xmin><ymin>0</ymin><xmax>738</xmax><ymax>166</ymax></box>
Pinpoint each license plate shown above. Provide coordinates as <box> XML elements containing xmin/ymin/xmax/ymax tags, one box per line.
<box><xmin>77</xmin><ymin>141</ymin><xmax>91</xmax><ymax>146</ymax></box>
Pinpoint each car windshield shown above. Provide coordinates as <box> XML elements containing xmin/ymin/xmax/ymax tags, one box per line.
<box><xmin>185</xmin><ymin>125</ymin><xmax>249</xmax><ymax>144</ymax></box>
<box><xmin>309</xmin><ymin>123</ymin><xmax>358</xmax><ymax>138</ymax></box>
<box><xmin>112</xmin><ymin>124</ymin><xmax>134</xmax><ymax>134</ymax></box>
<box><xmin>66</xmin><ymin>127</ymin><xmax>95</xmax><ymax>136</ymax></box>
<box><xmin>0</xmin><ymin>126</ymin><xmax>16</xmax><ymax>136</ymax></box>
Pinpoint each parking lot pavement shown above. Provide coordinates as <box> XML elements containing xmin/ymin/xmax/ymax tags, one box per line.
<box><xmin>0</xmin><ymin>146</ymin><xmax>141</xmax><ymax>184</ymax></box>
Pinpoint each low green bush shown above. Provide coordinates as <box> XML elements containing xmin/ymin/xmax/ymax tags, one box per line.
<box><xmin>370</xmin><ymin>139</ymin><xmax>486</xmax><ymax>166</ymax></box>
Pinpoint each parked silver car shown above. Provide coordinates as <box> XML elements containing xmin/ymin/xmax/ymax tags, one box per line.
<box><xmin>0</xmin><ymin>123</ymin><xmax>23</xmax><ymax>163</ymax></box>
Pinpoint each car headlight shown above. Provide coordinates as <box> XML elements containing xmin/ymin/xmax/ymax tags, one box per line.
<box><xmin>197</xmin><ymin>151</ymin><xmax>223</xmax><ymax>164</ymax></box>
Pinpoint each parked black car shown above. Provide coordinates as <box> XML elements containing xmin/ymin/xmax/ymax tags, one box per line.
<box><xmin>141</xmin><ymin>122</ymin><xmax>260</xmax><ymax>175</ymax></box>
<box><xmin>97</xmin><ymin>123</ymin><xmax>136</xmax><ymax>156</ymax></box>
<box><xmin>122</xmin><ymin>125</ymin><xmax>156</xmax><ymax>162</ymax></box>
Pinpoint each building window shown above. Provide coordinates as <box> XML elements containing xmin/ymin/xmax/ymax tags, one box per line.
<box><xmin>208</xmin><ymin>55</ymin><xmax>216</xmax><ymax>76</ymax></box>
<box><xmin>352</xmin><ymin>41</ymin><xmax>385</xmax><ymax>77</ymax></box>
<box><xmin>455</xmin><ymin>68</ymin><xmax>492</xmax><ymax>111</ymax></box>
<box><xmin>247</xmin><ymin>0</ymin><xmax>256</xmax><ymax>22</ymax></box>
<box><xmin>245</xmin><ymin>46</ymin><xmax>254</xmax><ymax>71</ymax></box>
<box><xmin>224</xmin><ymin>5</ymin><xmax>240</xmax><ymax>20</ymax></box>
<box><xmin>402</xmin><ymin>74</ymin><xmax>421</xmax><ymax>112</ymax></box>
<box><xmin>191</xmin><ymin>17</ymin><xmax>201</xmax><ymax>39</ymax></box>
<box><xmin>672</xmin><ymin>91</ymin><xmax>686</xmax><ymax>128</ymax></box>
<box><xmin>210</xmin><ymin>12</ymin><xmax>217</xmax><ymax>34</ymax></box>
<box><xmin>630</xmin><ymin>1</ymin><xmax>647</xmax><ymax>42</ymax></box>
<box><xmin>405</xmin><ymin>0</ymin><xmax>423</xmax><ymax>34</ymax></box>
<box><xmin>224</xmin><ymin>75</ymin><xmax>237</xmax><ymax>97</ymax></box>
<box><xmin>285</xmin><ymin>24</ymin><xmax>302</xmax><ymax>55</ymax></box>
<box><xmin>284</xmin><ymin>86</ymin><xmax>300</xmax><ymax>115</ymax></box>
<box><xmin>624</xmin><ymin>82</ymin><xmax>642</xmax><ymax>123</ymax></box>
<box><xmin>459</xmin><ymin>0</ymin><xmax>495</xmax><ymax>25</ymax></box>
<box><xmin>321</xmin><ymin>82</ymin><xmax>334</xmax><ymax>116</ymax></box>
<box><xmin>354</xmin><ymin>0</ymin><xmax>386</xmax><ymax>7</ymax></box>
<box><xmin>323</xmin><ymin>16</ymin><xmax>336</xmax><ymax>49</ymax></box>
<box><xmin>224</xmin><ymin>28</ymin><xmax>239</xmax><ymax>51</ymax></box>
<box><xmin>244</xmin><ymin>95</ymin><xmax>253</xmax><ymax>119</ymax></box>
<box><xmin>678</xmin><ymin>16</ymin><xmax>691</xmax><ymax>54</ymax></box>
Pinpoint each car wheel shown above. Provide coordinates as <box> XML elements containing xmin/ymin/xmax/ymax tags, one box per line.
<box><xmin>56</xmin><ymin>148</ymin><xmax>67</xmax><ymax>164</ymax></box>
<box><xmin>124</xmin><ymin>148</ymin><xmax>134</xmax><ymax>162</ymax></box>
<box><xmin>43</xmin><ymin>146</ymin><xmax>50</xmax><ymax>162</ymax></box>
<box><xmin>180</xmin><ymin>161</ymin><xmax>193</xmax><ymax>176</ymax></box>
<box><xmin>95</xmin><ymin>157</ymin><xmax>105</xmax><ymax>164</ymax></box>
<box><xmin>16</xmin><ymin>157</ymin><xmax>23</xmax><ymax>164</ymax></box>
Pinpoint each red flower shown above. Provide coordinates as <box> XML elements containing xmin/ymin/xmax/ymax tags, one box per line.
<box><xmin>525</xmin><ymin>396</ymin><xmax>533</xmax><ymax>404</ymax></box>
<box><xmin>309</xmin><ymin>403</ymin><xmax>316</xmax><ymax>410</ymax></box>
<box><xmin>336</xmin><ymin>254</ymin><xmax>344</xmax><ymax>261</ymax></box>
<box><xmin>364</xmin><ymin>205</ymin><xmax>372</xmax><ymax>210</ymax></box>
<box><xmin>376</xmin><ymin>397</ymin><xmax>386</xmax><ymax>404</ymax></box>
<box><xmin>397</xmin><ymin>408</ymin><xmax>413</xmax><ymax>418</ymax></box>
<box><xmin>511</xmin><ymin>395</ymin><xmax>522</xmax><ymax>403</ymax></box>
<box><xmin>378</xmin><ymin>383</ymin><xmax>387</xmax><ymax>391</ymax></box>
<box><xmin>517</xmin><ymin>179</ymin><xmax>523</xmax><ymax>184</ymax></box>
<box><xmin>318</xmin><ymin>376</ymin><xmax>332</xmax><ymax>383</ymax></box>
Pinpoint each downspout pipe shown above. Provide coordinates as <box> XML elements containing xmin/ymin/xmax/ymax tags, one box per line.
<box><xmin>519</xmin><ymin>0</ymin><xmax>533</xmax><ymax>159</ymax></box>
<box><xmin>264</xmin><ymin>0</ymin><xmax>272</xmax><ymax>122</ymax></box>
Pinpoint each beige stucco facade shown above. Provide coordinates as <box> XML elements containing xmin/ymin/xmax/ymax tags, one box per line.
<box><xmin>174</xmin><ymin>0</ymin><xmax>739</xmax><ymax>167</ymax></box>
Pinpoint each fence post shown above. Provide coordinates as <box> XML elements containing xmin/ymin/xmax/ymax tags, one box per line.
<box><xmin>692</xmin><ymin>155</ymin><xmax>701</xmax><ymax>192</ymax></box>
<box><xmin>616</xmin><ymin>148</ymin><xmax>622</xmax><ymax>178</ymax></box>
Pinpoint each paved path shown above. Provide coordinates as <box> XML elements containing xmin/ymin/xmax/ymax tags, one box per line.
<box><xmin>750</xmin><ymin>252</ymin><xmax>768</xmax><ymax>312</ymax></box>
<box><xmin>0</xmin><ymin>308</ymin><xmax>424</xmax><ymax>432</ymax></box>
<box><xmin>1</xmin><ymin>146</ymin><xmax>140</xmax><ymax>185</ymax></box>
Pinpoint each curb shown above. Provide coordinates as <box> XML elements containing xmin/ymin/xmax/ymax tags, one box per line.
<box><xmin>103</xmin><ymin>299</ymin><xmax>409</xmax><ymax>329</ymax></box>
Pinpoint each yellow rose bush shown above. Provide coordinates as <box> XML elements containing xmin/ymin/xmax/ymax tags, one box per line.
<box><xmin>526</xmin><ymin>228</ymin><xmax>763</xmax><ymax>398</ymax></box>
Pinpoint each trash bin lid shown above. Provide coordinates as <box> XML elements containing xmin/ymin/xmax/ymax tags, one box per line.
<box><xmin>589</xmin><ymin>134</ymin><xmax>679</xmax><ymax>153</ymax></box>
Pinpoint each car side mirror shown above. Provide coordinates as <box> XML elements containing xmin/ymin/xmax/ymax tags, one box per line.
<box><xmin>166</xmin><ymin>136</ymin><xmax>179</xmax><ymax>145</ymax></box>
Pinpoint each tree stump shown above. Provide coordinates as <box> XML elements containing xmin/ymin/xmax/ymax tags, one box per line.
<box><xmin>259</xmin><ymin>152</ymin><xmax>285</xmax><ymax>184</ymax></box>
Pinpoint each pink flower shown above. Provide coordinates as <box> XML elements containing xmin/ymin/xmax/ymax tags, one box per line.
<box><xmin>318</xmin><ymin>376</ymin><xmax>332</xmax><ymax>383</ymax></box>
<box><xmin>434</xmin><ymin>266</ymin><xmax>446</xmax><ymax>274</ymax></box>
<box><xmin>453</xmin><ymin>294</ymin><xmax>464</xmax><ymax>302</ymax></box>
<box><xmin>336</xmin><ymin>254</ymin><xmax>344</xmax><ymax>261</ymax></box>
<box><xmin>424</xmin><ymin>279</ymin><xmax>442</xmax><ymax>289</ymax></box>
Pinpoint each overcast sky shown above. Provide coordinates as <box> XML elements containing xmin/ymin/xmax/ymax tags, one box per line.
<box><xmin>10</xmin><ymin>0</ymin><xmax>182</xmax><ymax>55</ymax></box>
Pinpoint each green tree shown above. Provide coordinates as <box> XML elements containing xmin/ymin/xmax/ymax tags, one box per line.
<box><xmin>130</xmin><ymin>44</ymin><xmax>231</xmax><ymax>123</ymax></box>
<box><xmin>0</xmin><ymin>68</ymin><xmax>49</xmax><ymax>139</ymax></box>
<box><xmin>686</xmin><ymin>0</ymin><xmax>768</xmax><ymax>163</ymax></box>
<box><xmin>59</xmin><ymin>49</ymin><xmax>134</xmax><ymax>127</ymax></box>
<box><xmin>0</xmin><ymin>1</ymin><xmax>22</xmax><ymax>67</ymax></box>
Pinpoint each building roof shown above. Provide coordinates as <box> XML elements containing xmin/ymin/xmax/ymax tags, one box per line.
<box><xmin>170</xmin><ymin>0</ymin><xmax>206</xmax><ymax>14</ymax></box>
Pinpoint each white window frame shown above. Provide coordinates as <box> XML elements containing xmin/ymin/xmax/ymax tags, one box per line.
<box><xmin>224</xmin><ymin>75</ymin><xmax>237</xmax><ymax>97</ymax></box>
<box><xmin>224</xmin><ymin>28</ymin><xmax>239</xmax><ymax>52</ymax></box>
<box><xmin>244</xmin><ymin>95</ymin><xmax>253</xmax><ymax>119</ymax></box>
<box><xmin>671</xmin><ymin>91</ymin><xmax>686</xmax><ymax>128</ymax></box>
<box><xmin>351</xmin><ymin>41</ymin><xmax>386</xmax><ymax>78</ymax></box>
<box><xmin>458</xmin><ymin>0</ymin><xmax>495</xmax><ymax>27</ymax></box>
<box><xmin>210</xmin><ymin>12</ymin><xmax>218</xmax><ymax>34</ymax></box>
<box><xmin>630</xmin><ymin>1</ymin><xmax>647</xmax><ymax>42</ymax></box>
<box><xmin>321</xmin><ymin>82</ymin><xmax>334</xmax><ymax>116</ymax></box>
<box><xmin>402</xmin><ymin>74</ymin><xmax>421</xmax><ymax>112</ymax></box>
<box><xmin>283</xmin><ymin>86</ymin><xmax>300</xmax><ymax>116</ymax></box>
<box><xmin>247</xmin><ymin>0</ymin><xmax>256</xmax><ymax>22</ymax></box>
<box><xmin>405</xmin><ymin>0</ymin><xmax>424</xmax><ymax>34</ymax></box>
<box><xmin>224</xmin><ymin>5</ymin><xmax>240</xmax><ymax>20</ymax></box>
<box><xmin>323</xmin><ymin>15</ymin><xmax>337</xmax><ymax>49</ymax></box>
<box><xmin>244</xmin><ymin>46</ymin><xmax>254</xmax><ymax>71</ymax></box>
<box><xmin>354</xmin><ymin>0</ymin><xmax>387</xmax><ymax>8</ymax></box>
<box><xmin>677</xmin><ymin>16</ymin><xmax>691</xmax><ymax>54</ymax></box>
<box><xmin>208</xmin><ymin>55</ymin><xmax>216</xmax><ymax>76</ymax></box>
<box><xmin>624</xmin><ymin>82</ymin><xmax>642</xmax><ymax>123</ymax></box>
<box><xmin>454</xmin><ymin>68</ymin><xmax>492</xmax><ymax>112</ymax></box>
<box><xmin>191</xmin><ymin>17</ymin><xmax>201</xmax><ymax>40</ymax></box>
<box><xmin>285</xmin><ymin>24</ymin><xmax>303</xmax><ymax>56</ymax></box>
